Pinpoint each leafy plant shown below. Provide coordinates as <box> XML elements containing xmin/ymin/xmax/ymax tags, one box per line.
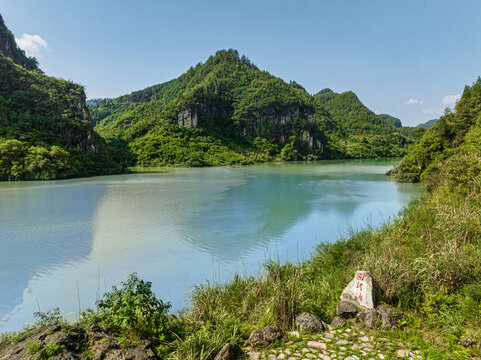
<box><xmin>94</xmin><ymin>273</ymin><xmax>171</xmax><ymax>342</ymax></box>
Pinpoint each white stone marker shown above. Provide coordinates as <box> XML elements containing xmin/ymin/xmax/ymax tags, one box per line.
<box><xmin>340</xmin><ymin>270</ymin><xmax>375</xmax><ymax>309</ymax></box>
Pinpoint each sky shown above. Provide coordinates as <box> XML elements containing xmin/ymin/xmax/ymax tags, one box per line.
<box><xmin>1</xmin><ymin>0</ymin><xmax>481</xmax><ymax>126</ymax></box>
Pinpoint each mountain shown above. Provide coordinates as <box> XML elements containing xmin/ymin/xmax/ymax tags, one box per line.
<box><xmin>313</xmin><ymin>89</ymin><xmax>412</xmax><ymax>158</ymax></box>
<box><xmin>0</xmin><ymin>15</ymin><xmax>122</xmax><ymax>180</ymax></box>
<box><xmin>89</xmin><ymin>50</ymin><xmax>414</xmax><ymax>167</ymax></box>
<box><xmin>379</xmin><ymin>113</ymin><xmax>402</xmax><ymax>128</ymax></box>
<box><xmin>390</xmin><ymin>78</ymin><xmax>481</xmax><ymax>183</ymax></box>
<box><xmin>415</xmin><ymin>118</ymin><xmax>438</xmax><ymax>130</ymax></box>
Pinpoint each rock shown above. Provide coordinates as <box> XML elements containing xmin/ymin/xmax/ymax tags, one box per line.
<box><xmin>357</xmin><ymin>309</ymin><xmax>379</xmax><ymax>329</ymax></box>
<box><xmin>330</xmin><ymin>316</ymin><xmax>347</xmax><ymax>328</ymax></box>
<box><xmin>357</xmin><ymin>304</ymin><xmax>406</xmax><ymax>329</ymax></box>
<box><xmin>395</xmin><ymin>349</ymin><xmax>410</xmax><ymax>358</ymax></box>
<box><xmin>214</xmin><ymin>343</ymin><xmax>245</xmax><ymax>360</ymax></box>
<box><xmin>376</xmin><ymin>304</ymin><xmax>407</xmax><ymax>329</ymax></box>
<box><xmin>340</xmin><ymin>271</ymin><xmax>375</xmax><ymax>309</ymax></box>
<box><xmin>244</xmin><ymin>326</ymin><xmax>285</xmax><ymax>348</ymax></box>
<box><xmin>460</xmin><ymin>336</ymin><xmax>477</xmax><ymax>347</ymax></box>
<box><xmin>177</xmin><ymin>108</ymin><xmax>198</xmax><ymax>128</ymax></box>
<box><xmin>295</xmin><ymin>312</ymin><xmax>325</xmax><ymax>332</ymax></box>
<box><xmin>288</xmin><ymin>331</ymin><xmax>300</xmax><ymax>338</ymax></box>
<box><xmin>336</xmin><ymin>300</ymin><xmax>358</xmax><ymax>318</ymax></box>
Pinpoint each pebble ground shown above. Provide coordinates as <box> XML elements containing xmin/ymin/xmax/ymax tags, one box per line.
<box><xmin>247</xmin><ymin>327</ymin><xmax>421</xmax><ymax>360</ymax></box>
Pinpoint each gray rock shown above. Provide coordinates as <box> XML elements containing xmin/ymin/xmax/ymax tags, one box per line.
<box><xmin>356</xmin><ymin>304</ymin><xmax>407</xmax><ymax>329</ymax></box>
<box><xmin>336</xmin><ymin>300</ymin><xmax>358</xmax><ymax>318</ymax></box>
<box><xmin>295</xmin><ymin>312</ymin><xmax>325</xmax><ymax>332</ymax></box>
<box><xmin>376</xmin><ymin>304</ymin><xmax>407</xmax><ymax>329</ymax></box>
<box><xmin>340</xmin><ymin>271</ymin><xmax>375</xmax><ymax>309</ymax></box>
<box><xmin>330</xmin><ymin>316</ymin><xmax>347</xmax><ymax>328</ymax></box>
<box><xmin>214</xmin><ymin>343</ymin><xmax>245</xmax><ymax>360</ymax></box>
<box><xmin>244</xmin><ymin>326</ymin><xmax>285</xmax><ymax>348</ymax></box>
<box><xmin>357</xmin><ymin>309</ymin><xmax>379</xmax><ymax>329</ymax></box>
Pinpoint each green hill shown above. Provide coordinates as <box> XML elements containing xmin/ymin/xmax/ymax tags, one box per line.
<box><xmin>89</xmin><ymin>50</ymin><xmax>414</xmax><ymax>167</ymax></box>
<box><xmin>0</xmin><ymin>16</ymin><xmax>123</xmax><ymax>180</ymax></box>
<box><xmin>313</xmin><ymin>90</ymin><xmax>413</xmax><ymax>158</ymax></box>
<box><xmin>416</xmin><ymin>118</ymin><xmax>438</xmax><ymax>130</ymax></box>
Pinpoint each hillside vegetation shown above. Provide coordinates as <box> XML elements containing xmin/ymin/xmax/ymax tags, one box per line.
<box><xmin>89</xmin><ymin>50</ymin><xmax>415</xmax><ymax>167</ymax></box>
<box><xmin>0</xmin><ymin>16</ymin><xmax>123</xmax><ymax>180</ymax></box>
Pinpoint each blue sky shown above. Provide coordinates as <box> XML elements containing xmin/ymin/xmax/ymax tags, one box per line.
<box><xmin>2</xmin><ymin>0</ymin><xmax>481</xmax><ymax>126</ymax></box>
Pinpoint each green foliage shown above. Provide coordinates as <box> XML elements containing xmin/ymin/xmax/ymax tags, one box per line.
<box><xmin>130</xmin><ymin>125</ymin><xmax>249</xmax><ymax>167</ymax></box>
<box><xmin>391</xmin><ymin>77</ymin><xmax>481</xmax><ymax>182</ymax></box>
<box><xmin>40</xmin><ymin>341</ymin><xmax>62</xmax><ymax>359</ymax></box>
<box><xmin>32</xmin><ymin>308</ymin><xmax>65</xmax><ymax>328</ymax></box>
<box><xmin>27</xmin><ymin>341</ymin><xmax>43</xmax><ymax>354</ymax></box>
<box><xmin>314</xmin><ymin>90</ymin><xmax>413</xmax><ymax>158</ymax></box>
<box><xmin>379</xmin><ymin>113</ymin><xmax>402</xmax><ymax>128</ymax></box>
<box><xmin>94</xmin><ymin>273</ymin><xmax>171</xmax><ymax>343</ymax></box>
<box><xmin>0</xmin><ymin>54</ymin><xmax>123</xmax><ymax>180</ymax></box>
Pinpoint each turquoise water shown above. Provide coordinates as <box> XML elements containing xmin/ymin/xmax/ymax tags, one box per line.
<box><xmin>0</xmin><ymin>160</ymin><xmax>421</xmax><ymax>331</ymax></box>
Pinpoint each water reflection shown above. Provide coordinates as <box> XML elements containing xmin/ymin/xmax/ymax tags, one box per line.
<box><xmin>0</xmin><ymin>160</ymin><xmax>421</xmax><ymax>331</ymax></box>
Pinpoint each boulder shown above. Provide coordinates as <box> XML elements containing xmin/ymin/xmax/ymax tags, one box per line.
<box><xmin>357</xmin><ymin>309</ymin><xmax>379</xmax><ymax>329</ymax></box>
<box><xmin>357</xmin><ymin>304</ymin><xmax>407</xmax><ymax>329</ymax></box>
<box><xmin>340</xmin><ymin>271</ymin><xmax>375</xmax><ymax>309</ymax></box>
<box><xmin>244</xmin><ymin>326</ymin><xmax>285</xmax><ymax>348</ymax></box>
<box><xmin>376</xmin><ymin>304</ymin><xmax>407</xmax><ymax>329</ymax></box>
<box><xmin>214</xmin><ymin>343</ymin><xmax>245</xmax><ymax>360</ymax></box>
<box><xmin>330</xmin><ymin>316</ymin><xmax>347</xmax><ymax>328</ymax></box>
<box><xmin>336</xmin><ymin>300</ymin><xmax>358</xmax><ymax>318</ymax></box>
<box><xmin>295</xmin><ymin>312</ymin><xmax>324</xmax><ymax>332</ymax></box>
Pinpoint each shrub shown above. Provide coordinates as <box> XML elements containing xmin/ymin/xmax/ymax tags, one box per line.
<box><xmin>94</xmin><ymin>273</ymin><xmax>171</xmax><ymax>342</ymax></box>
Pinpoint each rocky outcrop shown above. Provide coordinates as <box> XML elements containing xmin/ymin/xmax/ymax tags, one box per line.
<box><xmin>295</xmin><ymin>312</ymin><xmax>325</xmax><ymax>332</ymax></box>
<box><xmin>214</xmin><ymin>343</ymin><xmax>245</xmax><ymax>360</ymax></box>
<box><xmin>177</xmin><ymin>108</ymin><xmax>199</xmax><ymax>128</ymax></box>
<box><xmin>244</xmin><ymin>326</ymin><xmax>286</xmax><ymax>348</ymax></box>
<box><xmin>336</xmin><ymin>300</ymin><xmax>359</xmax><ymax>318</ymax></box>
<box><xmin>0</xmin><ymin>325</ymin><xmax>156</xmax><ymax>360</ymax></box>
<box><xmin>0</xmin><ymin>14</ymin><xmax>38</xmax><ymax>70</ymax></box>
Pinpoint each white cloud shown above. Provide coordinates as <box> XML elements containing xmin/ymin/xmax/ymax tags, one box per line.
<box><xmin>15</xmin><ymin>34</ymin><xmax>49</xmax><ymax>57</ymax></box>
<box><xmin>442</xmin><ymin>94</ymin><xmax>461</xmax><ymax>106</ymax></box>
<box><xmin>405</xmin><ymin>98</ymin><xmax>425</xmax><ymax>105</ymax></box>
<box><xmin>422</xmin><ymin>107</ymin><xmax>441</xmax><ymax>115</ymax></box>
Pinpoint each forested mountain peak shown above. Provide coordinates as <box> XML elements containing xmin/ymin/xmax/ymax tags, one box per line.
<box><xmin>86</xmin><ymin>49</ymin><xmax>415</xmax><ymax>166</ymax></box>
<box><xmin>315</xmin><ymin>88</ymin><xmax>336</xmax><ymax>95</ymax></box>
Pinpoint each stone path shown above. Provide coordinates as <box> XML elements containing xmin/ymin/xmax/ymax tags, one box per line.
<box><xmin>248</xmin><ymin>327</ymin><xmax>421</xmax><ymax>360</ymax></box>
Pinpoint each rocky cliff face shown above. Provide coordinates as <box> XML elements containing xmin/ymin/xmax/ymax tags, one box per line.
<box><xmin>177</xmin><ymin>108</ymin><xmax>198</xmax><ymax>128</ymax></box>
<box><xmin>0</xmin><ymin>14</ymin><xmax>38</xmax><ymax>70</ymax></box>
<box><xmin>177</xmin><ymin>105</ymin><xmax>323</xmax><ymax>150</ymax></box>
<box><xmin>0</xmin><ymin>55</ymin><xmax>99</xmax><ymax>154</ymax></box>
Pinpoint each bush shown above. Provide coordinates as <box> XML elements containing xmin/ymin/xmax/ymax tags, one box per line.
<box><xmin>94</xmin><ymin>273</ymin><xmax>171</xmax><ymax>342</ymax></box>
